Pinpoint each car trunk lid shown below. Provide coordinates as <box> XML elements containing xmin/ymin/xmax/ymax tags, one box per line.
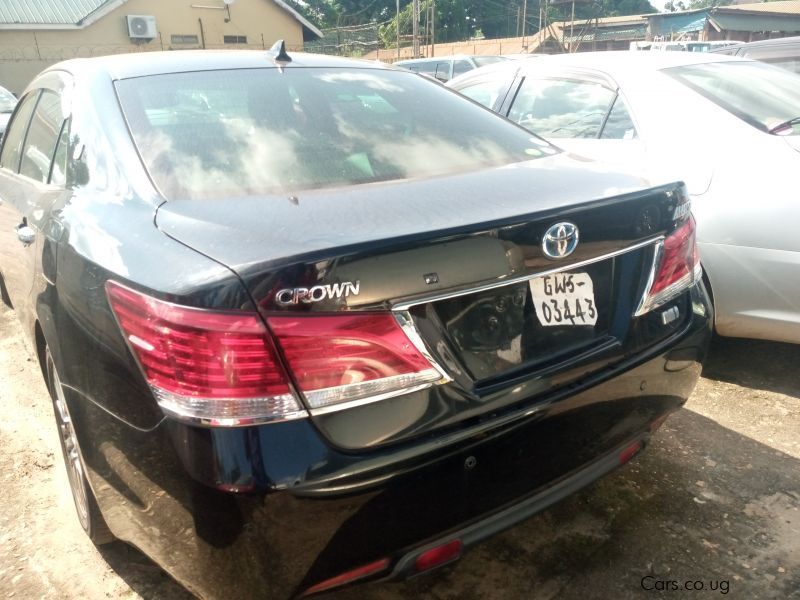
<box><xmin>155</xmin><ymin>157</ymin><xmax>690</xmax><ymax>448</ymax></box>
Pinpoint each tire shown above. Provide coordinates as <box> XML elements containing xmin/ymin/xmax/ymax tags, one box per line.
<box><xmin>46</xmin><ymin>348</ymin><xmax>115</xmax><ymax>545</ymax></box>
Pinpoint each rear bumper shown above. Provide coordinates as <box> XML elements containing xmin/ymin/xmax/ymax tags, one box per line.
<box><xmin>387</xmin><ymin>434</ymin><xmax>648</xmax><ymax>582</ymax></box>
<box><xmin>69</xmin><ymin>283</ymin><xmax>712</xmax><ymax>599</ymax></box>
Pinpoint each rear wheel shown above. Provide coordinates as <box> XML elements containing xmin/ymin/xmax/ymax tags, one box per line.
<box><xmin>46</xmin><ymin>348</ymin><xmax>114</xmax><ymax>545</ymax></box>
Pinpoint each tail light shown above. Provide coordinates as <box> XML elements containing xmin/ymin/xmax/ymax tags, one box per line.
<box><xmin>106</xmin><ymin>282</ymin><xmax>445</xmax><ymax>425</ymax></box>
<box><xmin>267</xmin><ymin>312</ymin><xmax>445</xmax><ymax>413</ymax></box>
<box><xmin>636</xmin><ymin>215</ymin><xmax>701</xmax><ymax>316</ymax></box>
<box><xmin>105</xmin><ymin>281</ymin><xmax>306</xmax><ymax>426</ymax></box>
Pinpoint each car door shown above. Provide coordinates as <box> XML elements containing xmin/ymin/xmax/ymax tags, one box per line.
<box><xmin>0</xmin><ymin>76</ymin><xmax>70</xmax><ymax>335</ymax></box>
<box><xmin>0</xmin><ymin>91</ymin><xmax>40</xmax><ymax>311</ymax></box>
<box><xmin>502</xmin><ymin>72</ymin><xmax>647</xmax><ymax>174</ymax></box>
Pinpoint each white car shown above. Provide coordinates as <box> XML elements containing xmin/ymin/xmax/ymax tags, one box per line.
<box><xmin>448</xmin><ymin>52</ymin><xmax>800</xmax><ymax>344</ymax></box>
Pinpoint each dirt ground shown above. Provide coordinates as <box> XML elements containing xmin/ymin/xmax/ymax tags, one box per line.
<box><xmin>0</xmin><ymin>302</ymin><xmax>798</xmax><ymax>600</ymax></box>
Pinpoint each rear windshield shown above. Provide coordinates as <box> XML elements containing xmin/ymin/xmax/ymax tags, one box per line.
<box><xmin>115</xmin><ymin>67</ymin><xmax>553</xmax><ymax>200</ymax></box>
<box><xmin>664</xmin><ymin>61</ymin><xmax>800</xmax><ymax>135</ymax></box>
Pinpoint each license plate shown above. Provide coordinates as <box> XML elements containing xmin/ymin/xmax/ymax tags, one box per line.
<box><xmin>530</xmin><ymin>272</ymin><xmax>597</xmax><ymax>327</ymax></box>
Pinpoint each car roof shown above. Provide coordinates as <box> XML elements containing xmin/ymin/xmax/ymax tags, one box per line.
<box><xmin>448</xmin><ymin>50</ymin><xmax>752</xmax><ymax>86</ymax></box>
<box><xmin>720</xmin><ymin>35</ymin><xmax>800</xmax><ymax>50</ymax></box>
<box><xmin>42</xmin><ymin>49</ymin><xmax>395</xmax><ymax>82</ymax></box>
<box><xmin>396</xmin><ymin>55</ymin><xmax>477</xmax><ymax>64</ymax></box>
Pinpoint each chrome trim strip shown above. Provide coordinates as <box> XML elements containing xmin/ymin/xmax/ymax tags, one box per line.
<box><xmin>152</xmin><ymin>387</ymin><xmax>310</xmax><ymax>428</ymax></box>
<box><xmin>391</xmin><ymin>235</ymin><xmax>665</xmax><ymax>311</ymax></box>
<box><xmin>394</xmin><ymin>310</ymin><xmax>453</xmax><ymax>384</ymax></box>
<box><xmin>634</xmin><ymin>240</ymin><xmax>664</xmax><ymax>317</ymax></box>
<box><xmin>308</xmin><ymin>380</ymin><xmax>439</xmax><ymax>417</ymax></box>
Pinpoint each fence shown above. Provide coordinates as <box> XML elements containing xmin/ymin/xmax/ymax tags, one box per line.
<box><xmin>365</xmin><ymin>27</ymin><xmax>563</xmax><ymax>62</ymax></box>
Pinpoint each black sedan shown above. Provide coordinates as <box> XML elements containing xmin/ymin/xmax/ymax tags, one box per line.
<box><xmin>0</xmin><ymin>44</ymin><xmax>711</xmax><ymax>598</ymax></box>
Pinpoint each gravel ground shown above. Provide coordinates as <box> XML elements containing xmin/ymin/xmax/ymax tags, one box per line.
<box><xmin>0</xmin><ymin>302</ymin><xmax>798</xmax><ymax>599</ymax></box>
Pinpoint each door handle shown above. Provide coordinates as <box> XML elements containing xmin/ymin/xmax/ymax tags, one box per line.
<box><xmin>16</xmin><ymin>225</ymin><xmax>35</xmax><ymax>245</ymax></box>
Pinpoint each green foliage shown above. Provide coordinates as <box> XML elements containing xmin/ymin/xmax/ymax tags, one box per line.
<box><xmin>290</xmin><ymin>0</ymin><xmax>660</xmax><ymax>48</ymax></box>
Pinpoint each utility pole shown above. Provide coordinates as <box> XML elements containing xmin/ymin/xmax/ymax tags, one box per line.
<box><xmin>424</xmin><ymin>2</ymin><xmax>429</xmax><ymax>56</ymax></box>
<box><xmin>412</xmin><ymin>0</ymin><xmax>419</xmax><ymax>58</ymax></box>
<box><xmin>570</xmin><ymin>0</ymin><xmax>575</xmax><ymax>53</ymax></box>
<box><xmin>396</xmin><ymin>0</ymin><xmax>400</xmax><ymax>60</ymax></box>
<box><xmin>516</xmin><ymin>5</ymin><xmax>521</xmax><ymax>37</ymax></box>
<box><xmin>522</xmin><ymin>0</ymin><xmax>528</xmax><ymax>48</ymax></box>
<box><xmin>431</xmin><ymin>0</ymin><xmax>435</xmax><ymax>57</ymax></box>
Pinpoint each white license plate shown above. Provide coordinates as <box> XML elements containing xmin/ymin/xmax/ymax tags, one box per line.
<box><xmin>530</xmin><ymin>272</ymin><xmax>597</xmax><ymax>327</ymax></box>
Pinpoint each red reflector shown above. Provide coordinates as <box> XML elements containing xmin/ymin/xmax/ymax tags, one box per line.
<box><xmin>414</xmin><ymin>539</ymin><xmax>463</xmax><ymax>573</ymax></box>
<box><xmin>302</xmin><ymin>558</ymin><xmax>390</xmax><ymax>596</ymax></box>
<box><xmin>650</xmin><ymin>413</ymin><xmax>671</xmax><ymax>433</ymax></box>
<box><xmin>106</xmin><ymin>281</ymin><xmax>304</xmax><ymax>425</ymax></box>
<box><xmin>619</xmin><ymin>441</ymin><xmax>643</xmax><ymax>466</ymax></box>
<box><xmin>268</xmin><ymin>313</ymin><xmax>441</xmax><ymax>411</ymax></box>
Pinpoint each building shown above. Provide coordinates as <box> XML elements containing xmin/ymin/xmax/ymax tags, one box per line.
<box><xmin>0</xmin><ymin>0</ymin><xmax>323</xmax><ymax>94</ymax></box>
<box><xmin>552</xmin><ymin>1</ymin><xmax>800</xmax><ymax>53</ymax></box>
<box><xmin>558</xmin><ymin>14</ymin><xmax>649</xmax><ymax>52</ymax></box>
<box><xmin>704</xmin><ymin>1</ymin><xmax>800</xmax><ymax>42</ymax></box>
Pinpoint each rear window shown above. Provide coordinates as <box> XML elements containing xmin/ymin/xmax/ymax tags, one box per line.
<box><xmin>664</xmin><ymin>61</ymin><xmax>800</xmax><ymax>135</ymax></box>
<box><xmin>116</xmin><ymin>68</ymin><xmax>552</xmax><ymax>200</ymax></box>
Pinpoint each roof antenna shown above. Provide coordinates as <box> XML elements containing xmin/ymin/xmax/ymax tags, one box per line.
<box><xmin>267</xmin><ymin>39</ymin><xmax>292</xmax><ymax>65</ymax></box>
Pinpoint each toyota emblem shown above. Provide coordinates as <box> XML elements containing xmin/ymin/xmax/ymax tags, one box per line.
<box><xmin>542</xmin><ymin>222</ymin><xmax>579</xmax><ymax>259</ymax></box>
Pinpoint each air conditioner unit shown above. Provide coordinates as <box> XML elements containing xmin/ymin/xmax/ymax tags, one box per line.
<box><xmin>126</xmin><ymin>15</ymin><xmax>157</xmax><ymax>40</ymax></box>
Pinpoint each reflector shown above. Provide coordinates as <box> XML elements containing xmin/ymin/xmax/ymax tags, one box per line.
<box><xmin>414</xmin><ymin>539</ymin><xmax>463</xmax><ymax>573</ymax></box>
<box><xmin>301</xmin><ymin>558</ymin><xmax>390</xmax><ymax>596</ymax></box>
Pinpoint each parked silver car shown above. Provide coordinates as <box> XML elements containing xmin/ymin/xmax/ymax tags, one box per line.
<box><xmin>395</xmin><ymin>55</ymin><xmax>507</xmax><ymax>82</ymax></box>
<box><xmin>449</xmin><ymin>52</ymin><xmax>800</xmax><ymax>344</ymax></box>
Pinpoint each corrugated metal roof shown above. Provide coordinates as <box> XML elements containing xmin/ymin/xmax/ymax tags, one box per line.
<box><xmin>563</xmin><ymin>26</ymin><xmax>646</xmax><ymax>43</ymax></box>
<box><xmin>723</xmin><ymin>1</ymin><xmax>800</xmax><ymax>15</ymax></box>
<box><xmin>709</xmin><ymin>11</ymin><xmax>800</xmax><ymax>31</ymax></box>
<box><xmin>0</xmin><ymin>0</ymin><xmax>321</xmax><ymax>38</ymax></box>
<box><xmin>0</xmin><ymin>0</ymin><xmax>110</xmax><ymax>25</ymax></box>
<box><xmin>558</xmin><ymin>14</ymin><xmax>647</xmax><ymax>27</ymax></box>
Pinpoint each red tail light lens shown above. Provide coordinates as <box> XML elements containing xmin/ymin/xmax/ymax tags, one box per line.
<box><xmin>105</xmin><ymin>281</ymin><xmax>306</xmax><ymax>426</ymax></box>
<box><xmin>636</xmin><ymin>216</ymin><xmax>701</xmax><ymax>316</ymax></box>
<box><xmin>267</xmin><ymin>312</ymin><xmax>444</xmax><ymax>413</ymax></box>
<box><xmin>414</xmin><ymin>539</ymin><xmax>463</xmax><ymax>573</ymax></box>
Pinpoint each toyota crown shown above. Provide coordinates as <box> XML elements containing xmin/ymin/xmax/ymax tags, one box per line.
<box><xmin>0</xmin><ymin>45</ymin><xmax>711</xmax><ymax>598</ymax></box>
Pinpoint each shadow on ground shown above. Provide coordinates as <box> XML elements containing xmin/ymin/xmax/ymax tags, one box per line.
<box><xmin>702</xmin><ymin>335</ymin><xmax>800</xmax><ymax>399</ymax></box>
<box><xmin>97</xmin><ymin>542</ymin><xmax>194</xmax><ymax>600</ymax></box>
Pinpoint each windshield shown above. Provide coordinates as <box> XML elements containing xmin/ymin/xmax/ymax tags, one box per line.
<box><xmin>116</xmin><ymin>68</ymin><xmax>553</xmax><ymax>200</ymax></box>
<box><xmin>0</xmin><ymin>87</ymin><xmax>16</xmax><ymax>113</ymax></box>
<box><xmin>664</xmin><ymin>61</ymin><xmax>800</xmax><ymax>135</ymax></box>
